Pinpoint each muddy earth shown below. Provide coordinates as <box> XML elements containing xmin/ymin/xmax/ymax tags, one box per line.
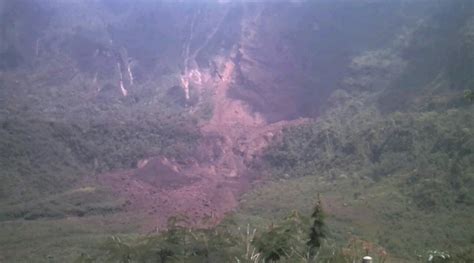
<box><xmin>97</xmin><ymin>27</ymin><xmax>307</xmax><ymax>230</ymax></box>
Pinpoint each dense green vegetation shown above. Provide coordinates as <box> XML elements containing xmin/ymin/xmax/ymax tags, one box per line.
<box><xmin>76</xmin><ymin>2</ymin><xmax>474</xmax><ymax>260</ymax></box>
<box><xmin>0</xmin><ymin>0</ymin><xmax>201</xmax><ymax>205</ymax></box>
<box><xmin>74</xmin><ymin>200</ymin><xmax>383</xmax><ymax>263</ymax></box>
<box><xmin>0</xmin><ymin>115</ymin><xmax>198</xmax><ymax>200</ymax></box>
<box><xmin>251</xmin><ymin>1</ymin><xmax>474</xmax><ymax>260</ymax></box>
<box><xmin>74</xmin><ymin>199</ymin><xmax>473</xmax><ymax>263</ymax></box>
<box><xmin>0</xmin><ymin>0</ymin><xmax>473</xmax><ymax>262</ymax></box>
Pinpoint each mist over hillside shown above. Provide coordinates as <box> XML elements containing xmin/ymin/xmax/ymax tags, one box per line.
<box><xmin>0</xmin><ymin>0</ymin><xmax>473</xmax><ymax>262</ymax></box>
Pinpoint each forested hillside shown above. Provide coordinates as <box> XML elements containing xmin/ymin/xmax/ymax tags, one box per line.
<box><xmin>0</xmin><ymin>0</ymin><xmax>473</xmax><ymax>262</ymax></box>
<box><xmin>254</xmin><ymin>0</ymin><xmax>474</xmax><ymax>259</ymax></box>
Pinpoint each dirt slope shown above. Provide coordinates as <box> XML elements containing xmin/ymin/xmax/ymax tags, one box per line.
<box><xmin>96</xmin><ymin>5</ymin><xmax>308</xmax><ymax>230</ymax></box>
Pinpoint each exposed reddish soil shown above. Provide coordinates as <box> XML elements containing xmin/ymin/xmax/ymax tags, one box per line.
<box><xmin>96</xmin><ymin>7</ymin><xmax>308</xmax><ymax>231</ymax></box>
<box><xmin>97</xmin><ymin>57</ymin><xmax>306</xmax><ymax>230</ymax></box>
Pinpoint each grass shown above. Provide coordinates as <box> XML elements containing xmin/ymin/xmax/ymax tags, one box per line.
<box><xmin>233</xmin><ymin>174</ymin><xmax>474</xmax><ymax>261</ymax></box>
<box><xmin>0</xmin><ymin>185</ymin><xmax>132</xmax><ymax>262</ymax></box>
<box><xmin>0</xmin><ymin>214</ymin><xmax>143</xmax><ymax>262</ymax></box>
<box><xmin>0</xmin><ymin>186</ymin><xmax>125</xmax><ymax>221</ymax></box>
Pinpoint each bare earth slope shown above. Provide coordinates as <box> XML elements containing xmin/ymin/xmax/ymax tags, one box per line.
<box><xmin>95</xmin><ymin>6</ymin><xmax>307</xmax><ymax>230</ymax></box>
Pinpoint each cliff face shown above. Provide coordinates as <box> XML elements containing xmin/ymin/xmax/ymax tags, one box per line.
<box><xmin>0</xmin><ymin>0</ymin><xmax>424</xmax><ymax>121</ymax></box>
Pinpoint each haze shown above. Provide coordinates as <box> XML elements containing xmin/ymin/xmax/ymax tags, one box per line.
<box><xmin>0</xmin><ymin>0</ymin><xmax>473</xmax><ymax>262</ymax></box>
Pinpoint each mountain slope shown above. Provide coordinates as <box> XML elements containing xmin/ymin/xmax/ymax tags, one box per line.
<box><xmin>0</xmin><ymin>0</ymin><xmax>473</xmax><ymax>262</ymax></box>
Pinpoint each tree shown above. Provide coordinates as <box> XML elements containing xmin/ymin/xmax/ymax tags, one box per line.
<box><xmin>102</xmin><ymin>236</ymin><xmax>135</xmax><ymax>263</ymax></box>
<box><xmin>252</xmin><ymin>211</ymin><xmax>308</xmax><ymax>262</ymax></box>
<box><xmin>252</xmin><ymin>223</ymin><xmax>289</xmax><ymax>262</ymax></box>
<box><xmin>307</xmin><ymin>194</ymin><xmax>326</xmax><ymax>258</ymax></box>
<box><xmin>464</xmin><ymin>89</ymin><xmax>474</xmax><ymax>102</ymax></box>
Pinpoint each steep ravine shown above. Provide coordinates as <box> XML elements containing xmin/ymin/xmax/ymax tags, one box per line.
<box><xmin>95</xmin><ymin>6</ymin><xmax>307</xmax><ymax>230</ymax></box>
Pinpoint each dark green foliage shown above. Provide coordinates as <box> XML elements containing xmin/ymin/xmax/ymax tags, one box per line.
<box><xmin>260</xmin><ymin>3</ymin><xmax>474</xmax><ymax>255</ymax></box>
<box><xmin>0</xmin><ymin>118</ymin><xmax>86</xmax><ymax>201</ymax></box>
<box><xmin>102</xmin><ymin>236</ymin><xmax>136</xmax><ymax>263</ymax></box>
<box><xmin>98</xmin><ymin>217</ymin><xmax>238</xmax><ymax>263</ymax></box>
<box><xmin>375</xmin><ymin>0</ymin><xmax>474</xmax><ymax>113</ymax></box>
<box><xmin>253</xmin><ymin>224</ymin><xmax>289</xmax><ymax>261</ymax></box>
<box><xmin>0</xmin><ymin>187</ymin><xmax>124</xmax><ymax>221</ymax></box>
<box><xmin>0</xmin><ymin>114</ymin><xmax>198</xmax><ymax>203</ymax></box>
<box><xmin>308</xmin><ymin>195</ymin><xmax>326</xmax><ymax>257</ymax></box>
<box><xmin>265</xmin><ymin>91</ymin><xmax>474</xmax><ymax>212</ymax></box>
<box><xmin>252</xmin><ymin>211</ymin><xmax>311</xmax><ymax>262</ymax></box>
<box><xmin>465</xmin><ymin>90</ymin><xmax>474</xmax><ymax>102</ymax></box>
<box><xmin>92</xmin><ymin>204</ymin><xmax>328</xmax><ymax>263</ymax></box>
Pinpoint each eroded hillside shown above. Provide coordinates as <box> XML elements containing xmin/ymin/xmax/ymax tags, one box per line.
<box><xmin>0</xmin><ymin>0</ymin><xmax>418</xmax><ymax>228</ymax></box>
<box><xmin>2</xmin><ymin>0</ymin><xmax>473</xmax><ymax>262</ymax></box>
<box><xmin>96</xmin><ymin>4</ymin><xmax>312</xmax><ymax>228</ymax></box>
